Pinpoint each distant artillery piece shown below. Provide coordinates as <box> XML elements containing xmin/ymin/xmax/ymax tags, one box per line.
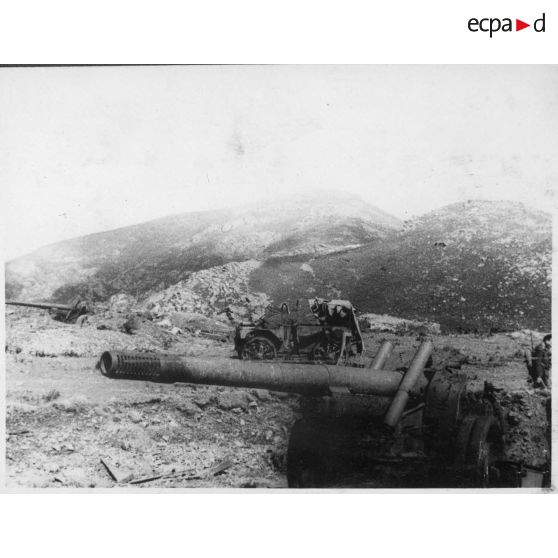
<box><xmin>5</xmin><ymin>298</ymin><xmax>91</xmax><ymax>324</ymax></box>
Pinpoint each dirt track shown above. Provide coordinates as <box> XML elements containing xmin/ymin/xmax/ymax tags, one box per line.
<box><xmin>4</xmin><ymin>308</ymin><xmax>551</xmax><ymax>489</ymax></box>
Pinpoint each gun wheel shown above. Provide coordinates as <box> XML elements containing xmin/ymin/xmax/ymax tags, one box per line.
<box><xmin>467</xmin><ymin>415</ymin><xmax>504</xmax><ymax>487</ymax></box>
<box><xmin>287</xmin><ymin>418</ymin><xmax>363</xmax><ymax>488</ymax></box>
<box><xmin>240</xmin><ymin>336</ymin><xmax>277</xmax><ymax>360</ymax></box>
<box><xmin>287</xmin><ymin>419</ymin><xmax>330</xmax><ymax>488</ymax></box>
<box><xmin>455</xmin><ymin>415</ymin><xmax>504</xmax><ymax>487</ymax></box>
<box><xmin>76</xmin><ymin>314</ymin><xmax>89</xmax><ymax>327</ymax></box>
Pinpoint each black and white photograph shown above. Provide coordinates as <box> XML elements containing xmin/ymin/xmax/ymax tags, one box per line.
<box><xmin>1</xmin><ymin>65</ymin><xmax>554</xmax><ymax>490</ymax></box>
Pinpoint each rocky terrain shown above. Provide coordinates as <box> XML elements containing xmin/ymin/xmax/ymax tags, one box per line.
<box><xmin>4</xmin><ymin>307</ymin><xmax>551</xmax><ymax>489</ymax></box>
<box><xmin>5</xmin><ymin>306</ymin><xmax>295</xmax><ymax>489</ymax></box>
<box><xmin>4</xmin><ymin>195</ymin><xmax>552</xmax><ymax>489</ymax></box>
<box><xmin>250</xmin><ymin>201</ymin><xmax>552</xmax><ymax>332</ymax></box>
<box><xmin>5</xmin><ymin>193</ymin><xmax>400</xmax><ymax>303</ymax></box>
<box><xmin>6</xmin><ymin>197</ymin><xmax>551</xmax><ymax>334</ymax></box>
<box><xmin>143</xmin><ymin>260</ymin><xmax>271</xmax><ymax>323</ymax></box>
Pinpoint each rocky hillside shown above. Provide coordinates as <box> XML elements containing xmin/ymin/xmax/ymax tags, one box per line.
<box><xmin>250</xmin><ymin>201</ymin><xmax>552</xmax><ymax>332</ymax></box>
<box><xmin>6</xmin><ymin>198</ymin><xmax>551</xmax><ymax>333</ymax></box>
<box><xmin>143</xmin><ymin>260</ymin><xmax>271</xmax><ymax>323</ymax></box>
<box><xmin>5</xmin><ymin>193</ymin><xmax>400</xmax><ymax>302</ymax></box>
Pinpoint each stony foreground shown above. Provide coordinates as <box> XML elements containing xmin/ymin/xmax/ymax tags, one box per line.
<box><xmin>4</xmin><ymin>308</ymin><xmax>551</xmax><ymax>489</ymax></box>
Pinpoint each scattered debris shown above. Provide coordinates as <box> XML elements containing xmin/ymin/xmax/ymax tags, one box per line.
<box><xmin>176</xmin><ymin>401</ymin><xmax>202</xmax><ymax>416</ymax></box>
<box><xmin>216</xmin><ymin>391</ymin><xmax>253</xmax><ymax>411</ymax></box>
<box><xmin>122</xmin><ymin>314</ymin><xmax>140</xmax><ymax>334</ymax></box>
<box><xmin>109</xmin><ymin>293</ymin><xmax>137</xmax><ymax>314</ymax></box>
<box><xmin>5</xmin><ymin>304</ymin><xmax>551</xmax><ymax>489</ymax></box>
<box><xmin>100</xmin><ymin>458</ymin><xmax>134</xmax><ymax>483</ymax></box>
<box><xmin>100</xmin><ymin>458</ymin><xmax>118</xmax><ymax>482</ymax></box>
<box><xmin>130</xmin><ymin>458</ymin><xmax>233</xmax><ymax>485</ymax></box>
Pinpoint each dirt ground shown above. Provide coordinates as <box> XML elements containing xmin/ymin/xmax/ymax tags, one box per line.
<box><xmin>4</xmin><ymin>307</ymin><xmax>551</xmax><ymax>489</ymax></box>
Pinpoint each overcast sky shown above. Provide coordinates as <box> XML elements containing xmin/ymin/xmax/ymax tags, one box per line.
<box><xmin>1</xmin><ymin>65</ymin><xmax>557</xmax><ymax>259</ymax></box>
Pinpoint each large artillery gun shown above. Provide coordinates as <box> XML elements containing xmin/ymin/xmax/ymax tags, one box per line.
<box><xmin>99</xmin><ymin>340</ymin><xmax>522</xmax><ymax>488</ymax></box>
<box><xmin>6</xmin><ymin>298</ymin><xmax>90</xmax><ymax>324</ymax></box>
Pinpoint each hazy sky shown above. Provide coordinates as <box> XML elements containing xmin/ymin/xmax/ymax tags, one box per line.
<box><xmin>1</xmin><ymin>65</ymin><xmax>557</xmax><ymax>259</ymax></box>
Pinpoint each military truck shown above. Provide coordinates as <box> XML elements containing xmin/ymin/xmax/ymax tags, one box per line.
<box><xmin>234</xmin><ymin>298</ymin><xmax>364</xmax><ymax>364</ymax></box>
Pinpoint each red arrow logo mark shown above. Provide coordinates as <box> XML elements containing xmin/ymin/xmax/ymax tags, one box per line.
<box><xmin>516</xmin><ymin>19</ymin><xmax>530</xmax><ymax>31</ymax></box>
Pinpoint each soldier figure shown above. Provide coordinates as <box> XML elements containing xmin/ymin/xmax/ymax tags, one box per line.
<box><xmin>531</xmin><ymin>334</ymin><xmax>551</xmax><ymax>389</ymax></box>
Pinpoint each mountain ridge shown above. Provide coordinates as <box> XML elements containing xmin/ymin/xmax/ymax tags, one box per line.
<box><xmin>5</xmin><ymin>193</ymin><xmax>401</xmax><ymax>301</ymax></box>
<box><xmin>5</xmin><ymin>197</ymin><xmax>551</xmax><ymax>333</ymax></box>
<box><xmin>249</xmin><ymin>200</ymin><xmax>551</xmax><ymax>332</ymax></box>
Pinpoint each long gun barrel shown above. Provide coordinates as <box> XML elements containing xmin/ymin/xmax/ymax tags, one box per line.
<box><xmin>100</xmin><ymin>350</ymin><xmax>418</xmax><ymax>397</ymax></box>
<box><xmin>6</xmin><ymin>300</ymin><xmax>74</xmax><ymax>311</ymax></box>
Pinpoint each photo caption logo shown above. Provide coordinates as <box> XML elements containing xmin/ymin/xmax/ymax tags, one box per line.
<box><xmin>468</xmin><ymin>13</ymin><xmax>546</xmax><ymax>37</ymax></box>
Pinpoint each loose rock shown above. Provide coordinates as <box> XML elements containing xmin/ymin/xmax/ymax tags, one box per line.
<box><xmin>177</xmin><ymin>401</ymin><xmax>202</xmax><ymax>416</ymax></box>
<box><xmin>216</xmin><ymin>391</ymin><xmax>252</xmax><ymax>411</ymax></box>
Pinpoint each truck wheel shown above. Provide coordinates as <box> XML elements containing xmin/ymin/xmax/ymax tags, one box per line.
<box><xmin>240</xmin><ymin>336</ymin><xmax>277</xmax><ymax>360</ymax></box>
<box><xmin>310</xmin><ymin>342</ymin><xmax>340</xmax><ymax>363</ymax></box>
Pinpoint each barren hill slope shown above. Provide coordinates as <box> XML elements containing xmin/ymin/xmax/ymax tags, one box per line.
<box><xmin>250</xmin><ymin>201</ymin><xmax>551</xmax><ymax>332</ymax></box>
<box><xmin>5</xmin><ymin>193</ymin><xmax>400</xmax><ymax>301</ymax></box>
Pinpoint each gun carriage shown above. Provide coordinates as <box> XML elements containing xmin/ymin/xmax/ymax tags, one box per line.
<box><xmin>99</xmin><ymin>339</ymin><xmax>514</xmax><ymax>488</ymax></box>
